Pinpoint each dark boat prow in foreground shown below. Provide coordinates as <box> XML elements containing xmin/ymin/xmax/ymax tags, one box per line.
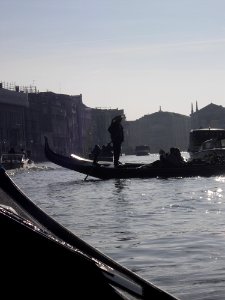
<box><xmin>0</xmin><ymin>166</ymin><xmax>179</xmax><ymax>299</ymax></box>
<box><xmin>44</xmin><ymin>136</ymin><xmax>225</xmax><ymax>180</ymax></box>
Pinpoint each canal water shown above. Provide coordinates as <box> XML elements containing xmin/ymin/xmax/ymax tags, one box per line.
<box><xmin>8</xmin><ymin>153</ymin><xmax>225</xmax><ymax>300</ymax></box>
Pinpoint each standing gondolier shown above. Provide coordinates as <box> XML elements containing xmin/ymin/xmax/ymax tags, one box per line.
<box><xmin>108</xmin><ymin>115</ymin><xmax>125</xmax><ymax>167</ymax></box>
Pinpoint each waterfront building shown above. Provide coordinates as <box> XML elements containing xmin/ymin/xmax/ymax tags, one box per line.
<box><xmin>1</xmin><ymin>81</ymin><xmax>225</xmax><ymax>159</ymax></box>
<box><xmin>0</xmin><ymin>82</ymin><xmax>125</xmax><ymax>161</ymax></box>
<box><xmin>190</xmin><ymin>102</ymin><xmax>225</xmax><ymax>129</ymax></box>
<box><xmin>0</xmin><ymin>84</ymin><xmax>28</xmax><ymax>154</ymax></box>
<box><xmin>125</xmin><ymin>111</ymin><xmax>190</xmax><ymax>154</ymax></box>
<box><xmin>27</xmin><ymin>92</ymin><xmax>85</xmax><ymax>161</ymax></box>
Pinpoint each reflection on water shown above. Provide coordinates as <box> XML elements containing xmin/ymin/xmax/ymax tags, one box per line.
<box><xmin>9</xmin><ymin>156</ymin><xmax>225</xmax><ymax>300</ymax></box>
<box><xmin>114</xmin><ymin>179</ymin><xmax>127</xmax><ymax>192</ymax></box>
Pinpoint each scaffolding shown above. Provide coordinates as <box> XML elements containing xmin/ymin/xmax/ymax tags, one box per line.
<box><xmin>0</xmin><ymin>81</ymin><xmax>38</xmax><ymax>94</ymax></box>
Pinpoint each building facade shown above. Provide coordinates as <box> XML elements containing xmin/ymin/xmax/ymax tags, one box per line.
<box><xmin>0</xmin><ymin>85</ymin><xmax>29</xmax><ymax>154</ymax></box>
<box><xmin>190</xmin><ymin>102</ymin><xmax>225</xmax><ymax>129</ymax></box>
<box><xmin>1</xmin><ymin>83</ymin><xmax>225</xmax><ymax>160</ymax></box>
<box><xmin>125</xmin><ymin>111</ymin><xmax>191</xmax><ymax>154</ymax></box>
<box><xmin>0</xmin><ymin>84</ymin><xmax>124</xmax><ymax>161</ymax></box>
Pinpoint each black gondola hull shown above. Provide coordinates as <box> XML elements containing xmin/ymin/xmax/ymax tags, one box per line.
<box><xmin>0</xmin><ymin>166</ymin><xmax>179</xmax><ymax>299</ymax></box>
<box><xmin>44</xmin><ymin>137</ymin><xmax>225</xmax><ymax>180</ymax></box>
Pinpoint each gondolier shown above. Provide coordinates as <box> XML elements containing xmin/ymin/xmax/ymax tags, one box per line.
<box><xmin>108</xmin><ymin>115</ymin><xmax>125</xmax><ymax>167</ymax></box>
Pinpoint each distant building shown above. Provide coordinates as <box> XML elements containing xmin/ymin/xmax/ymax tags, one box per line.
<box><xmin>0</xmin><ymin>86</ymin><xmax>28</xmax><ymax>154</ymax></box>
<box><xmin>124</xmin><ymin>111</ymin><xmax>190</xmax><ymax>153</ymax></box>
<box><xmin>1</xmin><ymin>81</ymin><xmax>225</xmax><ymax>158</ymax></box>
<box><xmin>26</xmin><ymin>92</ymin><xmax>124</xmax><ymax>160</ymax></box>
<box><xmin>190</xmin><ymin>102</ymin><xmax>225</xmax><ymax>129</ymax></box>
<box><xmin>27</xmin><ymin>92</ymin><xmax>85</xmax><ymax>161</ymax></box>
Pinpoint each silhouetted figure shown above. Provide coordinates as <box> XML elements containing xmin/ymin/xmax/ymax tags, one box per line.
<box><xmin>20</xmin><ymin>148</ymin><xmax>27</xmax><ymax>158</ymax></box>
<box><xmin>26</xmin><ymin>150</ymin><xmax>31</xmax><ymax>159</ymax></box>
<box><xmin>159</xmin><ymin>149</ymin><xmax>167</xmax><ymax>164</ymax></box>
<box><xmin>166</xmin><ymin>147</ymin><xmax>185</xmax><ymax>166</ymax></box>
<box><xmin>148</xmin><ymin>149</ymin><xmax>167</xmax><ymax>167</ymax></box>
<box><xmin>148</xmin><ymin>148</ymin><xmax>185</xmax><ymax>168</ymax></box>
<box><xmin>8</xmin><ymin>147</ymin><xmax>15</xmax><ymax>154</ymax></box>
<box><xmin>101</xmin><ymin>143</ymin><xmax>113</xmax><ymax>157</ymax></box>
<box><xmin>91</xmin><ymin>144</ymin><xmax>101</xmax><ymax>165</ymax></box>
<box><xmin>108</xmin><ymin>115</ymin><xmax>124</xmax><ymax>167</ymax></box>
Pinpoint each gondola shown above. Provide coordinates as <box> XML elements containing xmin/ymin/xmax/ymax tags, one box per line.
<box><xmin>0</xmin><ymin>166</ymin><xmax>179</xmax><ymax>299</ymax></box>
<box><xmin>44</xmin><ymin>136</ymin><xmax>225</xmax><ymax>180</ymax></box>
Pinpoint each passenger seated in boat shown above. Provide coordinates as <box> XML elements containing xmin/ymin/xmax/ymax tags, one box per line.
<box><xmin>140</xmin><ymin>149</ymin><xmax>168</xmax><ymax>168</ymax></box>
<box><xmin>159</xmin><ymin>149</ymin><xmax>167</xmax><ymax>164</ymax></box>
<box><xmin>91</xmin><ymin>144</ymin><xmax>101</xmax><ymax>165</ymax></box>
<box><xmin>139</xmin><ymin>148</ymin><xmax>186</xmax><ymax>169</ymax></box>
<box><xmin>101</xmin><ymin>143</ymin><xmax>113</xmax><ymax>157</ymax></box>
<box><xmin>165</xmin><ymin>147</ymin><xmax>185</xmax><ymax>166</ymax></box>
<box><xmin>150</xmin><ymin>149</ymin><xmax>168</xmax><ymax>167</ymax></box>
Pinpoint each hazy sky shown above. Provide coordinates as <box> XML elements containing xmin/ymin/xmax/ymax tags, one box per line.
<box><xmin>1</xmin><ymin>0</ymin><xmax>225</xmax><ymax>120</ymax></box>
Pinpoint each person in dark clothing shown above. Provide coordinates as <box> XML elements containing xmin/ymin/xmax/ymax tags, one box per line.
<box><xmin>166</xmin><ymin>147</ymin><xmax>185</xmax><ymax>166</ymax></box>
<box><xmin>101</xmin><ymin>143</ymin><xmax>113</xmax><ymax>157</ymax></box>
<box><xmin>8</xmin><ymin>147</ymin><xmax>15</xmax><ymax>154</ymax></box>
<box><xmin>108</xmin><ymin>115</ymin><xmax>124</xmax><ymax>167</ymax></box>
<box><xmin>159</xmin><ymin>149</ymin><xmax>167</xmax><ymax>164</ymax></box>
<box><xmin>91</xmin><ymin>144</ymin><xmax>101</xmax><ymax>165</ymax></box>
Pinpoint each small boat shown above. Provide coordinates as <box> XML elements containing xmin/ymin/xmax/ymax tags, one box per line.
<box><xmin>0</xmin><ymin>153</ymin><xmax>33</xmax><ymax>170</ymax></box>
<box><xmin>188</xmin><ymin>128</ymin><xmax>225</xmax><ymax>163</ymax></box>
<box><xmin>135</xmin><ymin>145</ymin><xmax>150</xmax><ymax>156</ymax></box>
<box><xmin>44</xmin><ymin>136</ymin><xmax>225</xmax><ymax>180</ymax></box>
<box><xmin>0</xmin><ymin>166</ymin><xmax>179</xmax><ymax>299</ymax></box>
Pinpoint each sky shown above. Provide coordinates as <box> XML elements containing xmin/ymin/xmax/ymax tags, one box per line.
<box><xmin>1</xmin><ymin>0</ymin><xmax>225</xmax><ymax>121</ymax></box>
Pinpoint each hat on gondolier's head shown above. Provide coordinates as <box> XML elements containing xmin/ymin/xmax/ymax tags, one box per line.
<box><xmin>112</xmin><ymin>114</ymin><xmax>125</xmax><ymax>122</ymax></box>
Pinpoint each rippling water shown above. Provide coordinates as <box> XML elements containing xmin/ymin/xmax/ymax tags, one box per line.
<box><xmin>8</xmin><ymin>153</ymin><xmax>225</xmax><ymax>300</ymax></box>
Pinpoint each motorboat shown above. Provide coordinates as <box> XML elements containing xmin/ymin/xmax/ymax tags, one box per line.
<box><xmin>188</xmin><ymin>128</ymin><xmax>225</xmax><ymax>163</ymax></box>
<box><xmin>0</xmin><ymin>153</ymin><xmax>33</xmax><ymax>170</ymax></box>
<box><xmin>135</xmin><ymin>145</ymin><xmax>150</xmax><ymax>156</ymax></box>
